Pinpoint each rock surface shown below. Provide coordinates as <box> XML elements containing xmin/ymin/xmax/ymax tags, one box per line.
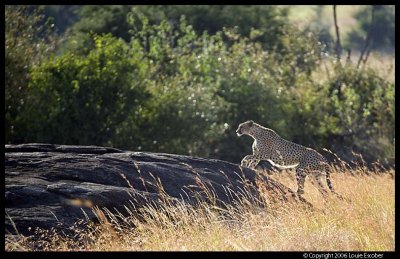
<box><xmin>5</xmin><ymin>143</ymin><xmax>302</xmax><ymax>236</ymax></box>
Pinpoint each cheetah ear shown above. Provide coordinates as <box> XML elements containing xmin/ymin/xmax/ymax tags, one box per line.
<box><xmin>248</xmin><ymin>120</ymin><xmax>254</xmax><ymax>126</ymax></box>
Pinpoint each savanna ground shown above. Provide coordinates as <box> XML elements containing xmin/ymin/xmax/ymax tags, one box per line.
<box><xmin>5</xmin><ymin>165</ymin><xmax>395</xmax><ymax>251</ymax></box>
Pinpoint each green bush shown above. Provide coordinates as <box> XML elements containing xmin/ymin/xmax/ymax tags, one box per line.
<box><xmin>7</xmin><ymin>8</ymin><xmax>395</xmax><ymax>165</ymax></box>
<box><xmin>26</xmin><ymin>34</ymin><xmax>148</xmax><ymax>145</ymax></box>
<box><xmin>71</xmin><ymin>5</ymin><xmax>289</xmax><ymax>50</ymax></box>
<box><xmin>326</xmin><ymin>64</ymin><xmax>395</xmax><ymax>162</ymax></box>
<box><xmin>5</xmin><ymin>5</ymin><xmax>58</xmax><ymax>143</ymax></box>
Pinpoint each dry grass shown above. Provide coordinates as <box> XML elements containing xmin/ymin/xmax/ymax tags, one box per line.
<box><xmin>5</xmin><ymin>166</ymin><xmax>394</xmax><ymax>251</ymax></box>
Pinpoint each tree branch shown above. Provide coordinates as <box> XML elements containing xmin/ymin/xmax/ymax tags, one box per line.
<box><xmin>333</xmin><ymin>5</ymin><xmax>342</xmax><ymax>62</ymax></box>
<box><xmin>357</xmin><ymin>5</ymin><xmax>377</xmax><ymax>68</ymax></box>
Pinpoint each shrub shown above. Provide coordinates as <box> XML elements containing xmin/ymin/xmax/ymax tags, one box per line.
<box><xmin>26</xmin><ymin>34</ymin><xmax>148</xmax><ymax>145</ymax></box>
<box><xmin>12</xmin><ymin>9</ymin><xmax>395</xmax><ymax>165</ymax></box>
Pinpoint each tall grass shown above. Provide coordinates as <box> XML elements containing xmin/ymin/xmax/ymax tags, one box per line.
<box><xmin>5</xmin><ymin>166</ymin><xmax>394</xmax><ymax>251</ymax></box>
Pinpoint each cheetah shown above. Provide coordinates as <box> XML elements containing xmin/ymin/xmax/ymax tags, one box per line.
<box><xmin>236</xmin><ymin>120</ymin><xmax>342</xmax><ymax>199</ymax></box>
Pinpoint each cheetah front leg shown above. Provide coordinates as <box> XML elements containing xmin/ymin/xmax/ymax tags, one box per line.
<box><xmin>240</xmin><ymin>155</ymin><xmax>260</xmax><ymax>169</ymax></box>
<box><xmin>240</xmin><ymin>155</ymin><xmax>253</xmax><ymax>167</ymax></box>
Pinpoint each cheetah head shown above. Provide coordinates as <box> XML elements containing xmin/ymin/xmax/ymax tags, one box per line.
<box><xmin>236</xmin><ymin>120</ymin><xmax>254</xmax><ymax>136</ymax></box>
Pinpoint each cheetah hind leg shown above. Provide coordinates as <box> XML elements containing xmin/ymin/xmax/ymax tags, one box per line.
<box><xmin>295</xmin><ymin>167</ymin><xmax>307</xmax><ymax>196</ymax></box>
<box><xmin>325</xmin><ymin>167</ymin><xmax>351</xmax><ymax>202</ymax></box>
<box><xmin>294</xmin><ymin>168</ymin><xmax>315</xmax><ymax>208</ymax></box>
<box><xmin>312</xmin><ymin>173</ymin><xmax>329</xmax><ymax>201</ymax></box>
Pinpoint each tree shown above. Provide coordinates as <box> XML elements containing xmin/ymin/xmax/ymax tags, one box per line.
<box><xmin>5</xmin><ymin>5</ymin><xmax>58</xmax><ymax>143</ymax></box>
<box><xmin>72</xmin><ymin>5</ymin><xmax>134</xmax><ymax>42</ymax></box>
<box><xmin>71</xmin><ymin>5</ymin><xmax>289</xmax><ymax>51</ymax></box>
<box><xmin>26</xmin><ymin>34</ymin><xmax>149</xmax><ymax>145</ymax></box>
<box><xmin>347</xmin><ymin>5</ymin><xmax>395</xmax><ymax>52</ymax></box>
<box><xmin>43</xmin><ymin>5</ymin><xmax>80</xmax><ymax>34</ymax></box>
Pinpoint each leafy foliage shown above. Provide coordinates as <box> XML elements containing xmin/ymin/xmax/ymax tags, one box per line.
<box><xmin>73</xmin><ymin>5</ymin><xmax>133</xmax><ymax>42</ymax></box>
<box><xmin>5</xmin><ymin>6</ymin><xmax>395</xmax><ymax>165</ymax></box>
<box><xmin>43</xmin><ymin>5</ymin><xmax>79</xmax><ymax>34</ymax></box>
<box><xmin>5</xmin><ymin>5</ymin><xmax>58</xmax><ymax>143</ymax></box>
<box><xmin>326</xmin><ymin>64</ymin><xmax>395</xmax><ymax>161</ymax></box>
<box><xmin>72</xmin><ymin>5</ymin><xmax>289</xmax><ymax>50</ymax></box>
<box><xmin>26</xmin><ymin>34</ymin><xmax>148</xmax><ymax>145</ymax></box>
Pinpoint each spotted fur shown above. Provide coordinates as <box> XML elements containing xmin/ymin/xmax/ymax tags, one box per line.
<box><xmin>236</xmin><ymin>120</ymin><xmax>338</xmax><ymax>198</ymax></box>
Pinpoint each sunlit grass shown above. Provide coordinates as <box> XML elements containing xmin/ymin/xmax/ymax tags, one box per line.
<box><xmin>5</xmin><ymin>164</ymin><xmax>394</xmax><ymax>251</ymax></box>
<box><xmin>361</xmin><ymin>52</ymin><xmax>395</xmax><ymax>82</ymax></box>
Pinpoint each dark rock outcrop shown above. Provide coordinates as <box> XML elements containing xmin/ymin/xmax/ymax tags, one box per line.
<box><xmin>5</xmin><ymin>143</ymin><xmax>302</xmax><ymax>236</ymax></box>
